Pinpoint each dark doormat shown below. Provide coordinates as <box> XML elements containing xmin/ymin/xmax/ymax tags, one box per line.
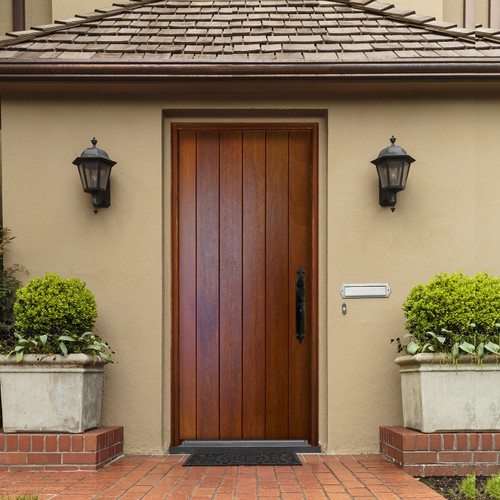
<box><xmin>183</xmin><ymin>452</ymin><xmax>302</xmax><ymax>466</ymax></box>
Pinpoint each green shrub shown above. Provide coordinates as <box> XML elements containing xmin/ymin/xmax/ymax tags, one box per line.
<box><xmin>459</xmin><ymin>474</ymin><xmax>476</xmax><ymax>499</ymax></box>
<box><xmin>487</xmin><ymin>472</ymin><xmax>500</xmax><ymax>499</ymax></box>
<box><xmin>0</xmin><ymin>228</ymin><xmax>24</xmax><ymax>325</ymax></box>
<box><xmin>14</xmin><ymin>273</ymin><xmax>97</xmax><ymax>336</ymax></box>
<box><xmin>0</xmin><ymin>264</ymin><xmax>23</xmax><ymax>325</ymax></box>
<box><xmin>403</xmin><ymin>272</ymin><xmax>500</xmax><ymax>336</ymax></box>
<box><xmin>398</xmin><ymin>271</ymin><xmax>500</xmax><ymax>361</ymax></box>
<box><xmin>0</xmin><ymin>273</ymin><xmax>113</xmax><ymax>363</ymax></box>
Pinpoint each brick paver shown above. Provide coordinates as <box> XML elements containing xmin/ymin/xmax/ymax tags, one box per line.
<box><xmin>0</xmin><ymin>454</ymin><xmax>444</xmax><ymax>499</ymax></box>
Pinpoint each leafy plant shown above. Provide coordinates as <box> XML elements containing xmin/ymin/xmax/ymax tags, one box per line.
<box><xmin>14</xmin><ymin>273</ymin><xmax>97</xmax><ymax>336</ymax></box>
<box><xmin>397</xmin><ymin>272</ymin><xmax>500</xmax><ymax>362</ymax></box>
<box><xmin>487</xmin><ymin>472</ymin><xmax>500</xmax><ymax>499</ymax></box>
<box><xmin>459</xmin><ymin>474</ymin><xmax>476</xmax><ymax>499</ymax></box>
<box><xmin>0</xmin><ymin>273</ymin><xmax>113</xmax><ymax>363</ymax></box>
<box><xmin>7</xmin><ymin>327</ymin><xmax>113</xmax><ymax>363</ymax></box>
<box><xmin>0</xmin><ymin>228</ymin><xmax>25</xmax><ymax>326</ymax></box>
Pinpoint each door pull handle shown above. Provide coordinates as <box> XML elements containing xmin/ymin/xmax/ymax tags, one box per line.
<box><xmin>296</xmin><ymin>265</ymin><xmax>306</xmax><ymax>344</ymax></box>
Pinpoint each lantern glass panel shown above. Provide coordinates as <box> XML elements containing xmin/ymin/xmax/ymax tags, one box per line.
<box><xmin>401</xmin><ymin>161</ymin><xmax>410</xmax><ymax>189</ymax></box>
<box><xmin>77</xmin><ymin>163</ymin><xmax>87</xmax><ymax>190</ymax></box>
<box><xmin>376</xmin><ymin>164</ymin><xmax>389</xmax><ymax>188</ymax></box>
<box><xmin>83</xmin><ymin>159</ymin><xmax>101</xmax><ymax>190</ymax></box>
<box><xmin>387</xmin><ymin>158</ymin><xmax>404</xmax><ymax>188</ymax></box>
<box><xmin>99</xmin><ymin>164</ymin><xmax>111</xmax><ymax>190</ymax></box>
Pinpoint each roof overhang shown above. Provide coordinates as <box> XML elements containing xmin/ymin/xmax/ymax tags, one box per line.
<box><xmin>2</xmin><ymin>60</ymin><xmax>500</xmax><ymax>81</ymax></box>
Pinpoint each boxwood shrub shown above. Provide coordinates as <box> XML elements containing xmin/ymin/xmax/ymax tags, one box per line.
<box><xmin>13</xmin><ymin>273</ymin><xmax>97</xmax><ymax>335</ymax></box>
<box><xmin>400</xmin><ymin>271</ymin><xmax>500</xmax><ymax>359</ymax></box>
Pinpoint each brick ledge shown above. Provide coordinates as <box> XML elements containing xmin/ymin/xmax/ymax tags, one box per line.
<box><xmin>380</xmin><ymin>426</ymin><xmax>500</xmax><ymax>476</ymax></box>
<box><xmin>0</xmin><ymin>426</ymin><xmax>123</xmax><ymax>471</ymax></box>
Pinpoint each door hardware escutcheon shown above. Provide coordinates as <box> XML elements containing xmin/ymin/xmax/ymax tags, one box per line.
<box><xmin>296</xmin><ymin>265</ymin><xmax>306</xmax><ymax>344</ymax></box>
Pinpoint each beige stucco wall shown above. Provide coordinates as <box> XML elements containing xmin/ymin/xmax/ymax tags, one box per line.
<box><xmin>393</xmin><ymin>0</ymin><xmax>443</xmax><ymax>20</ymax></box>
<box><xmin>25</xmin><ymin>0</ymin><xmax>52</xmax><ymax>29</ymax></box>
<box><xmin>477</xmin><ymin>0</ymin><xmax>490</xmax><ymax>27</ymax></box>
<box><xmin>0</xmin><ymin>0</ymin><xmax>51</xmax><ymax>34</ymax></box>
<box><xmin>52</xmin><ymin>0</ymin><xmax>115</xmax><ymax>21</ymax></box>
<box><xmin>0</xmin><ymin>2</ymin><xmax>14</xmax><ymax>36</ymax></box>
<box><xmin>443</xmin><ymin>0</ymin><xmax>464</xmax><ymax>26</ymax></box>
<box><xmin>1</xmin><ymin>81</ymin><xmax>499</xmax><ymax>454</ymax></box>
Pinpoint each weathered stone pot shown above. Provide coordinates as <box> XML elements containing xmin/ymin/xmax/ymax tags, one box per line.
<box><xmin>0</xmin><ymin>354</ymin><xmax>105</xmax><ymax>433</ymax></box>
<box><xmin>395</xmin><ymin>353</ymin><xmax>500</xmax><ymax>433</ymax></box>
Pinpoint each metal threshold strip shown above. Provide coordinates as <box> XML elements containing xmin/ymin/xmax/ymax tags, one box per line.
<box><xmin>170</xmin><ymin>440</ymin><xmax>321</xmax><ymax>454</ymax></box>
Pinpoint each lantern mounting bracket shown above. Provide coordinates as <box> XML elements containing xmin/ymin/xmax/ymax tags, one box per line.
<box><xmin>92</xmin><ymin>181</ymin><xmax>111</xmax><ymax>214</ymax></box>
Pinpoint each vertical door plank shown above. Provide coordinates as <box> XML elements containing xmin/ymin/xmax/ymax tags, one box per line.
<box><xmin>288</xmin><ymin>130</ymin><xmax>313</xmax><ymax>439</ymax></box>
<box><xmin>196</xmin><ymin>130</ymin><xmax>220</xmax><ymax>439</ymax></box>
<box><xmin>219</xmin><ymin>131</ymin><xmax>243</xmax><ymax>439</ymax></box>
<box><xmin>265</xmin><ymin>130</ymin><xmax>289</xmax><ymax>439</ymax></box>
<box><xmin>178</xmin><ymin>130</ymin><xmax>197</xmax><ymax>440</ymax></box>
<box><xmin>242</xmin><ymin>130</ymin><xmax>267</xmax><ymax>439</ymax></box>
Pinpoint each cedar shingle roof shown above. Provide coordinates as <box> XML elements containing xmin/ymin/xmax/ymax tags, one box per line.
<box><xmin>1</xmin><ymin>0</ymin><xmax>500</xmax><ymax>80</ymax></box>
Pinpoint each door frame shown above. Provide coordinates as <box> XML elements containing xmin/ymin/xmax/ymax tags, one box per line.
<box><xmin>170</xmin><ymin>122</ymin><xmax>319</xmax><ymax>447</ymax></box>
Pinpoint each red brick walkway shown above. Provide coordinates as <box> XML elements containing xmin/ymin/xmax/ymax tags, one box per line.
<box><xmin>0</xmin><ymin>454</ymin><xmax>444</xmax><ymax>499</ymax></box>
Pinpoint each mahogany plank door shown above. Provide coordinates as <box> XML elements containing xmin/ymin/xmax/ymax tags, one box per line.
<box><xmin>171</xmin><ymin>123</ymin><xmax>318</xmax><ymax>446</ymax></box>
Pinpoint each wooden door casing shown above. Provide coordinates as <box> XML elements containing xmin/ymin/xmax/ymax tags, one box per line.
<box><xmin>171</xmin><ymin>123</ymin><xmax>318</xmax><ymax>446</ymax></box>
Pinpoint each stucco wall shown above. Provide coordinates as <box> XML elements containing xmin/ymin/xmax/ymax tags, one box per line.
<box><xmin>393</xmin><ymin>0</ymin><xmax>443</xmax><ymax>20</ymax></box>
<box><xmin>0</xmin><ymin>82</ymin><xmax>497</xmax><ymax>454</ymax></box>
<box><xmin>25</xmin><ymin>0</ymin><xmax>52</xmax><ymax>30</ymax></box>
<box><xmin>52</xmin><ymin>0</ymin><xmax>115</xmax><ymax>21</ymax></box>
<box><xmin>0</xmin><ymin>2</ymin><xmax>14</xmax><ymax>36</ymax></box>
<box><xmin>443</xmin><ymin>0</ymin><xmax>464</xmax><ymax>27</ymax></box>
<box><xmin>0</xmin><ymin>0</ymin><xmax>52</xmax><ymax>34</ymax></box>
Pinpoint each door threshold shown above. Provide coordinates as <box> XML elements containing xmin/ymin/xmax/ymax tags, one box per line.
<box><xmin>170</xmin><ymin>440</ymin><xmax>321</xmax><ymax>454</ymax></box>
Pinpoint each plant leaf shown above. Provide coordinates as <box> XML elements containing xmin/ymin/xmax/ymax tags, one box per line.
<box><xmin>477</xmin><ymin>342</ymin><xmax>485</xmax><ymax>362</ymax></box>
<box><xmin>58</xmin><ymin>335</ymin><xmax>75</xmax><ymax>342</ymax></box>
<box><xmin>459</xmin><ymin>342</ymin><xmax>475</xmax><ymax>355</ymax></box>
<box><xmin>99</xmin><ymin>353</ymin><xmax>114</xmax><ymax>363</ymax></box>
<box><xmin>485</xmin><ymin>342</ymin><xmax>500</xmax><ymax>354</ymax></box>
<box><xmin>59</xmin><ymin>342</ymin><xmax>67</xmax><ymax>356</ymax></box>
<box><xmin>406</xmin><ymin>342</ymin><xmax>420</xmax><ymax>355</ymax></box>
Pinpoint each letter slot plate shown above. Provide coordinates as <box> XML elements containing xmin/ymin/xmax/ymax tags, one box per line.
<box><xmin>340</xmin><ymin>283</ymin><xmax>391</xmax><ymax>299</ymax></box>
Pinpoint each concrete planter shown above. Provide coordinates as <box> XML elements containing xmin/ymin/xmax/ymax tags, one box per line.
<box><xmin>0</xmin><ymin>354</ymin><xmax>105</xmax><ymax>433</ymax></box>
<box><xmin>395</xmin><ymin>353</ymin><xmax>500</xmax><ymax>433</ymax></box>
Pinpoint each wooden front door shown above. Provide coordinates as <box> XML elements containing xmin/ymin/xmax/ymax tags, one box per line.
<box><xmin>172</xmin><ymin>123</ymin><xmax>318</xmax><ymax>446</ymax></box>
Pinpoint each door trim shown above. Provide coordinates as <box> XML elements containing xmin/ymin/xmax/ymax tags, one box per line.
<box><xmin>170</xmin><ymin>122</ymin><xmax>319</xmax><ymax>447</ymax></box>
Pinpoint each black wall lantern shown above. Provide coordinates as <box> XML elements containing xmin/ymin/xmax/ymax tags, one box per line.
<box><xmin>73</xmin><ymin>138</ymin><xmax>116</xmax><ymax>214</ymax></box>
<box><xmin>371</xmin><ymin>136</ymin><xmax>415</xmax><ymax>212</ymax></box>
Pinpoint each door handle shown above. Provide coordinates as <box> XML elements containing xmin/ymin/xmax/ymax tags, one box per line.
<box><xmin>296</xmin><ymin>265</ymin><xmax>305</xmax><ymax>344</ymax></box>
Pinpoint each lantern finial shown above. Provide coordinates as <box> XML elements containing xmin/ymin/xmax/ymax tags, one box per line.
<box><xmin>390</xmin><ymin>136</ymin><xmax>396</xmax><ymax>145</ymax></box>
<box><xmin>91</xmin><ymin>138</ymin><xmax>97</xmax><ymax>148</ymax></box>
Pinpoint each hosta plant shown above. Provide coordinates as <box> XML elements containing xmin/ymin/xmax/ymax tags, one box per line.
<box><xmin>0</xmin><ymin>273</ymin><xmax>113</xmax><ymax>363</ymax></box>
<box><xmin>393</xmin><ymin>271</ymin><xmax>500</xmax><ymax>364</ymax></box>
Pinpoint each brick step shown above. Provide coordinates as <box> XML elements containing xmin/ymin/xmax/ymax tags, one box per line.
<box><xmin>380</xmin><ymin>426</ymin><xmax>500</xmax><ymax>476</ymax></box>
<box><xmin>0</xmin><ymin>426</ymin><xmax>123</xmax><ymax>471</ymax></box>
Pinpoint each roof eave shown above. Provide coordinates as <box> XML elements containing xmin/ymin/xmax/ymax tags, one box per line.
<box><xmin>1</xmin><ymin>60</ymin><xmax>500</xmax><ymax>81</ymax></box>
